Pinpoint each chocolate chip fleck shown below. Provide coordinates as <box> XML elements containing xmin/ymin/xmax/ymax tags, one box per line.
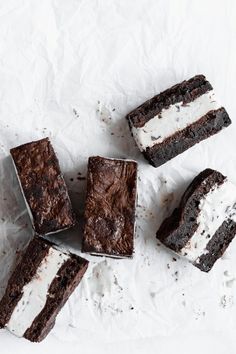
<box><xmin>73</xmin><ymin>108</ymin><xmax>79</xmax><ymax>118</ymax></box>
<box><xmin>175</xmin><ymin>105</ymin><xmax>180</xmax><ymax>112</ymax></box>
<box><xmin>151</xmin><ymin>135</ymin><xmax>161</xmax><ymax>141</ymax></box>
<box><xmin>77</xmin><ymin>176</ymin><xmax>86</xmax><ymax>181</ymax></box>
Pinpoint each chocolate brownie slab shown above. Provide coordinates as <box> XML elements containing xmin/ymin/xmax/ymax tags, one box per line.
<box><xmin>156</xmin><ymin>169</ymin><xmax>236</xmax><ymax>272</ymax></box>
<box><xmin>0</xmin><ymin>237</ymin><xmax>88</xmax><ymax>342</ymax></box>
<box><xmin>82</xmin><ymin>156</ymin><xmax>137</xmax><ymax>258</ymax></box>
<box><xmin>126</xmin><ymin>75</ymin><xmax>231</xmax><ymax>167</ymax></box>
<box><xmin>10</xmin><ymin>138</ymin><xmax>76</xmax><ymax>235</ymax></box>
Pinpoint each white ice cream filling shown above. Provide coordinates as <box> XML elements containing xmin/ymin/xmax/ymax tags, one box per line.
<box><xmin>130</xmin><ymin>90</ymin><xmax>221</xmax><ymax>151</ymax></box>
<box><xmin>6</xmin><ymin>247</ymin><xmax>69</xmax><ymax>337</ymax></box>
<box><xmin>180</xmin><ymin>179</ymin><xmax>236</xmax><ymax>263</ymax></box>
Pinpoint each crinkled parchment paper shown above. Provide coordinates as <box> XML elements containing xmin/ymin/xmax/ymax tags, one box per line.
<box><xmin>0</xmin><ymin>1</ymin><xmax>236</xmax><ymax>353</ymax></box>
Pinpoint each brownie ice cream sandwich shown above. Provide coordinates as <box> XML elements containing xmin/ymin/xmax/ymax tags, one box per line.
<box><xmin>10</xmin><ymin>138</ymin><xmax>76</xmax><ymax>235</ymax></box>
<box><xmin>156</xmin><ymin>169</ymin><xmax>236</xmax><ymax>272</ymax></box>
<box><xmin>0</xmin><ymin>237</ymin><xmax>88</xmax><ymax>342</ymax></box>
<box><xmin>127</xmin><ymin>75</ymin><xmax>231</xmax><ymax>167</ymax></box>
<box><xmin>82</xmin><ymin>156</ymin><xmax>137</xmax><ymax>258</ymax></box>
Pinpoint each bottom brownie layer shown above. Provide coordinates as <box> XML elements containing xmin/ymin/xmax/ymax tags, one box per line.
<box><xmin>144</xmin><ymin>107</ymin><xmax>231</xmax><ymax>167</ymax></box>
<box><xmin>194</xmin><ymin>220</ymin><xmax>236</xmax><ymax>272</ymax></box>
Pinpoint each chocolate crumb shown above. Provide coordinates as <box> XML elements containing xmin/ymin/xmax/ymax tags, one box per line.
<box><xmin>151</xmin><ymin>135</ymin><xmax>161</xmax><ymax>141</ymax></box>
<box><xmin>77</xmin><ymin>176</ymin><xmax>86</xmax><ymax>181</ymax></box>
<box><xmin>73</xmin><ymin>108</ymin><xmax>79</xmax><ymax>118</ymax></box>
<box><xmin>176</xmin><ymin>105</ymin><xmax>180</xmax><ymax>112</ymax></box>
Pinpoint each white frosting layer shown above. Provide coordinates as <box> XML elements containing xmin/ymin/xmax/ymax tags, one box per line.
<box><xmin>89</xmin><ymin>252</ymin><xmax>131</xmax><ymax>259</ymax></box>
<box><xmin>131</xmin><ymin>90</ymin><xmax>221</xmax><ymax>151</ymax></box>
<box><xmin>95</xmin><ymin>157</ymin><xmax>137</xmax><ymax>163</ymax></box>
<box><xmin>180</xmin><ymin>179</ymin><xmax>236</xmax><ymax>262</ymax></box>
<box><xmin>7</xmin><ymin>247</ymin><xmax>69</xmax><ymax>337</ymax></box>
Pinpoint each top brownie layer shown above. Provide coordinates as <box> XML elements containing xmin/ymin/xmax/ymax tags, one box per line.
<box><xmin>127</xmin><ymin>75</ymin><xmax>212</xmax><ymax>128</ymax></box>
<box><xmin>10</xmin><ymin>138</ymin><xmax>76</xmax><ymax>235</ymax></box>
<box><xmin>82</xmin><ymin>156</ymin><xmax>137</xmax><ymax>258</ymax></box>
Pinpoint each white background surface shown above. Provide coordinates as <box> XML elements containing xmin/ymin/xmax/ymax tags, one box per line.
<box><xmin>0</xmin><ymin>0</ymin><xmax>236</xmax><ymax>353</ymax></box>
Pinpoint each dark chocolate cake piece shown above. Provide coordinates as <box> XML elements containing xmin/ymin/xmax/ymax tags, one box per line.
<box><xmin>82</xmin><ymin>156</ymin><xmax>137</xmax><ymax>258</ymax></box>
<box><xmin>156</xmin><ymin>169</ymin><xmax>236</xmax><ymax>272</ymax></box>
<box><xmin>126</xmin><ymin>75</ymin><xmax>231</xmax><ymax>167</ymax></box>
<box><xmin>0</xmin><ymin>237</ymin><xmax>88</xmax><ymax>342</ymax></box>
<box><xmin>10</xmin><ymin>138</ymin><xmax>76</xmax><ymax>235</ymax></box>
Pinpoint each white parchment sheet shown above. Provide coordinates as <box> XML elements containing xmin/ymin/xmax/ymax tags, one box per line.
<box><xmin>0</xmin><ymin>1</ymin><xmax>236</xmax><ymax>353</ymax></box>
